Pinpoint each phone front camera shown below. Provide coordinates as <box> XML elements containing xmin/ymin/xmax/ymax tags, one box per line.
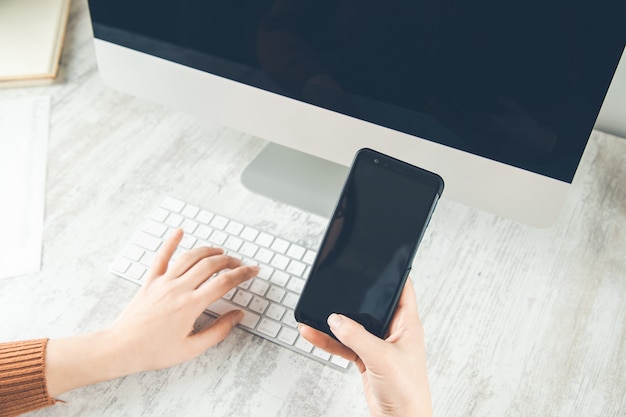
<box><xmin>374</xmin><ymin>158</ymin><xmax>379</xmax><ymax>164</ymax></box>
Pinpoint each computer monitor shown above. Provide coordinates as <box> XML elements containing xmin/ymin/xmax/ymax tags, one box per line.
<box><xmin>87</xmin><ymin>0</ymin><xmax>625</xmax><ymax>227</ymax></box>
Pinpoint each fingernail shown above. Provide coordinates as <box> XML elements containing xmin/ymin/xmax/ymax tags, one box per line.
<box><xmin>328</xmin><ymin>313</ymin><xmax>343</xmax><ymax>329</ymax></box>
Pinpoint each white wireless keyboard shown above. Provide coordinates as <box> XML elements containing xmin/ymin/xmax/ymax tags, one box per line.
<box><xmin>110</xmin><ymin>197</ymin><xmax>350</xmax><ymax>370</ymax></box>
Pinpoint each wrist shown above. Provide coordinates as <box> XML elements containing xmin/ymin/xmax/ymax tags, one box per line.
<box><xmin>45</xmin><ymin>330</ymin><xmax>139</xmax><ymax>397</ymax></box>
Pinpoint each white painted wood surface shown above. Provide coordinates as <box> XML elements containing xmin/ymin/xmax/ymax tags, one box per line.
<box><xmin>1</xmin><ymin>1</ymin><xmax>625</xmax><ymax>416</ymax></box>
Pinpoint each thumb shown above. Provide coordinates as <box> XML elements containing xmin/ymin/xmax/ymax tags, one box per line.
<box><xmin>190</xmin><ymin>310</ymin><xmax>244</xmax><ymax>354</ymax></box>
<box><xmin>327</xmin><ymin>313</ymin><xmax>384</xmax><ymax>364</ymax></box>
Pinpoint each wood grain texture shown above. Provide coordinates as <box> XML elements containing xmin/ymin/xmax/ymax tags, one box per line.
<box><xmin>1</xmin><ymin>1</ymin><xmax>624</xmax><ymax>416</ymax></box>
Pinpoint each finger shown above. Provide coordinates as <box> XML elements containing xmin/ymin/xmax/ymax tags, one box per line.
<box><xmin>146</xmin><ymin>228</ymin><xmax>183</xmax><ymax>282</ymax></box>
<box><xmin>188</xmin><ymin>309</ymin><xmax>244</xmax><ymax>354</ymax></box>
<box><xmin>386</xmin><ymin>280</ymin><xmax>419</xmax><ymax>334</ymax></box>
<box><xmin>166</xmin><ymin>245</ymin><xmax>225</xmax><ymax>279</ymax></box>
<box><xmin>194</xmin><ymin>263</ymin><xmax>259</xmax><ymax>301</ymax></box>
<box><xmin>298</xmin><ymin>324</ymin><xmax>359</xmax><ymax>362</ymax></box>
<box><xmin>327</xmin><ymin>313</ymin><xmax>385</xmax><ymax>367</ymax></box>
<box><xmin>396</xmin><ymin>278</ymin><xmax>418</xmax><ymax>315</ymax></box>
<box><xmin>385</xmin><ymin>279</ymin><xmax>425</xmax><ymax>345</ymax></box>
<box><xmin>181</xmin><ymin>255</ymin><xmax>250</xmax><ymax>291</ymax></box>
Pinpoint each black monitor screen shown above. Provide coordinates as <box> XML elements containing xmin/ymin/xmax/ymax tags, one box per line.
<box><xmin>89</xmin><ymin>0</ymin><xmax>625</xmax><ymax>183</ymax></box>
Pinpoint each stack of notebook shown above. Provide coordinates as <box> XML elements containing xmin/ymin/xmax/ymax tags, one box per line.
<box><xmin>0</xmin><ymin>0</ymin><xmax>72</xmax><ymax>87</ymax></box>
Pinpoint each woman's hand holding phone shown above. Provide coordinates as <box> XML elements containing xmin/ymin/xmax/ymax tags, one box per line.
<box><xmin>299</xmin><ymin>281</ymin><xmax>433</xmax><ymax>417</ymax></box>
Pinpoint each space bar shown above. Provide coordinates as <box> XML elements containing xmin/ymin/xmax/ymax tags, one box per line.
<box><xmin>206</xmin><ymin>298</ymin><xmax>260</xmax><ymax>329</ymax></box>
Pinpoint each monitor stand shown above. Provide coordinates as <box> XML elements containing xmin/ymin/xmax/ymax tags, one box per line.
<box><xmin>241</xmin><ymin>143</ymin><xmax>349</xmax><ymax>218</ymax></box>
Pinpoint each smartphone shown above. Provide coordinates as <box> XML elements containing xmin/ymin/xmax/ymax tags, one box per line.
<box><xmin>294</xmin><ymin>148</ymin><xmax>444</xmax><ymax>338</ymax></box>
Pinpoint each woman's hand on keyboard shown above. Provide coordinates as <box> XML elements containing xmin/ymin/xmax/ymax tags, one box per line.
<box><xmin>298</xmin><ymin>281</ymin><xmax>432</xmax><ymax>417</ymax></box>
<box><xmin>46</xmin><ymin>228</ymin><xmax>259</xmax><ymax>397</ymax></box>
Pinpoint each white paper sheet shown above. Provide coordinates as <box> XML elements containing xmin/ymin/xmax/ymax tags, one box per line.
<box><xmin>0</xmin><ymin>96</ymin><xmax>50</xmax><ymax>279</ymax></box>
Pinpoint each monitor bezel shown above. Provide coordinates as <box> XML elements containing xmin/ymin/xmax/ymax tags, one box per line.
<box><xmin>92</xmin><ymin>38</ymin><xmax>571</xmax><ymax>227</ymax></box>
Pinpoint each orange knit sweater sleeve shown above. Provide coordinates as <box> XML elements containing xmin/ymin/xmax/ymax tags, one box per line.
<box><xmin>0</xmin><ymin>339</ymin><xmax>57</xmax><ymax>417</ymax></box>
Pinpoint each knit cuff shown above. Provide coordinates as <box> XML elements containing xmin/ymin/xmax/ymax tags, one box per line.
<box><xmin>0</xmin><ymin>339</ymin><xmax>57</xmax><ymax>417</ymax></box>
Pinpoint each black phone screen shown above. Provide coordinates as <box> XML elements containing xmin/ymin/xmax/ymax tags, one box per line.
<box><xmin>295</xmin><ymin>148</ymin><xmax>444</xmax><ymax>338</ymax></box>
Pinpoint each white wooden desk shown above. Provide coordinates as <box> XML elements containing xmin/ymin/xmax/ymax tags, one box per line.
<box><xmin>1</xmin><ymin>1</ymin><xmax>625</xmax><ymax>416</ymax></box>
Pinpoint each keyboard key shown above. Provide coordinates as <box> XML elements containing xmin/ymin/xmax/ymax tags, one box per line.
<box><xmin>270</xmin><ymin>254</ymin><xmax>289</xmax><ymax>270</ymax></box>
<box><xmin>161</xmin><ymin>197</ymin><xmax>184</xmax><ymax>213</ymax></box>
<box><xmin>179</xmin><ymin>234</ymin><xmax>197</xmax><ymax>249</ymax></box>
<box><xmin>282</xmin><ymin>292</ymin><xmax>299</xmax><ymax>309</ymax></box>
<box><xmin>266</xmin><ymin>303</ymin><xmax>286</xmax><ymax>321</ymax></box>
<box><xmin>257</xmin><ymin>265</ymin><xmax>273</xmax><ymax>280</ymax></box>
<box><xmin>242</xmin><ymin>257</ymin><xmax>258</xmax><ymax>267</ymax></box>
<box><xmin>196</xmin><ymin>210</ymin><xmax>214</xmax><ymax>224</ymax></box>
<box><xmin>286</xmin><ymin>244</ymin><xmax>306</xmax><ymax>260</ymax></box>
<box><xmin>277</xmin><ymin>327</ymin><xmax>299</xmax><ymax>345</ymax></box>
<box><xmin>238</xmin><ymin>278</ymin><xmax>252</xmax><ymax>290</ymax></box>
<box><xmin>209</xmin><ymin>230</ymin><xmax>227</xmax><ymax>245</ymax></box>
<box><xmin>286</xmin><ymin>260</ymin><xmax>306</xmax><ymax>277</ymax></box>
<box><xmin>225</xmin><ymin>221</ymin><xmax>244</xmax><ymax>236</ymax></box>
<box><xmin>281</xmin><ymin>310</ymin><xmax>298</xmax><ymax>328</ymax></box>
<box><xmin>127</xmin><ymin>264</ymin><xmax>147</xmax><ymax>281</ymax></box>
<box><xmin>207</xmin><ymin>298</ymin><xmax>238</xmax><ymax>315</ymax></box>
<box><xmin>139</xmin><ymin>251</ymin><xmax>156</xmax><ymax>267</ymax></box>
<box><xmin>270</xmin><ymin>238</ymin><xmax>290</xmax><ymax>254</ymax></box>
<box><xmin>121</xmin><ymin>244</ymin><xmax>144</xmax><ymax>262</ymax></box>
<box><xmin>142</xmin><ymin>220</ymin><xmax>168</xmax><ymax>237</ymax></box>
<box><xmin>210</xmin><ymin>215</ymin><xmax>229</xmax><ymax>230</ymax></box>
<box><xmin>132</xmin><ymin>232</ymin><xmax>162</xmax><ymax>252</ymax></box>
<box><xmin>165</xmin><ymin>213</ymin><xmax>183</xmax><ymax>228</ymax></box>
<box><xmin>255</xmin><ymin>232</ymin><xmax>274</xmax><ymax>247</ymax></box>
<box><xmin>111</xmin><ymin>257</ymin><xmax>131</xmax><ymax>274</ymax></box>
<box><xmin>302</xmin><ymin>250</ymin><xmax>317</xmax><ymax>265</ymax></box>
<box><xmin>270</xmin><ymin>270</ymin><xmax>290</xmax><ymax>286</ymax></box>
<box><xmin>249</xmin><ymin>296</ymin><xmax>269</xmax><ymax>314</ymax></box>
<box><xmin>240</xmin><ymin>226</ymin><xmax>259</xmax><ymax>242</ymax></box>
<box><xmin>255</xmin><ymin>247</ymin><xmax>274</xmax><ymax>264</ymax></box>
<box><xmin>193</xmin><ymin>239</ymin><xmax>211</xmax><ymax>250</ymax></box>
<box><xmin>257</xmin><ymin>318</ymin><xmax>281</xmax><ymax>338</ymax></box>
<box><xmin>150</xmin><ymin>207</ymin><xmax>169</xmax><ymax>222</ymax></box>
<box><xmin>239</xmin><ymin>310</ymin><xmax>261</xmax><ymax>329</ymax></box>
<box><xmin>181</xmin><ymin>204</ymin><xmax>199</xmax><ymax>218</ymax></box>
<box><xmin>194</xmin><ymin>225</ymin><xmax>212</xmax><ymax>240</ymax></box>
<box><xmin>249</xmin><ymin>279</ymin><xmax>269</xmax><ymax>296</ymax></box>
<box><xmin>331</xmin><ymin>356</ymin><xmax>350</xmax><ymax>369</ymax></box>
<box><xmin>266</xmin><ymin>286</ymin><xmax>285</xmax><ymax>303</ymax></box>
<box><xmin>224</xmin><ymin>236</ymin><xmax>243</xmax><ymax>251</ymax></box>
<box><xmin>240</xmin><ymin>241</ymin><xmax>259</xmax><ymax>257</ymax></box>
<box><xmin>294</xmin><ymin>336</ymin><xmax>314</xmax><ymax>353</ymax></box>
<box><xmin>232</xmin><ymin>290</ymin><xmax>252</xmax><ymax>307</ymax></box>
<box><xmin>181</xmin><ymin>218</ymin><xmax>198</xmax><ymax>234</ymax></box>
<box><xmin>286</xmin><ymin>277</ymin><xmax>305</xmax><ymax>294</ymax></box>
<box><xmin>228</xmin><ymin>252</ymin><xmax>243</xmax><ymax>261</ymax></box>
<box><xmin>312</xmin><ymin>348</ymin><xmax>331</xmax><ymax>361</ymax></box>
